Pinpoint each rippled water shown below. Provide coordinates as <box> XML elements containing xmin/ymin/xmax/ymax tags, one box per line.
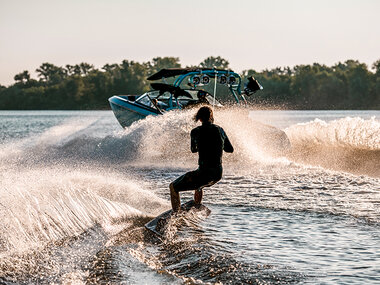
<box><xmin>0</xmin><ymin>109</ymin><xmax>379</xmax><ymax>284</ymax></box>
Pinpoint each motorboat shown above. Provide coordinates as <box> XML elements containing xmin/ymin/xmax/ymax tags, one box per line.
<box><xmin>108</xmin><ymin>68</ymin><xmax>291</xmax><ymax>154</ymax></box>
<box><xmin>108</xmin><ymin>68</ymin><xmax>262</xmax><ymax>128</ymax></box>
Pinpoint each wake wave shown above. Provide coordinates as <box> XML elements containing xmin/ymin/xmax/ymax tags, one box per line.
<box><xmin>286</xmin><ymin>116</ymin><xmax>379</xmax><ymax>150</ymax></box>
<box><xmin>1</xmin><ymin>110</ymin><xmax>379</xmax><ymax>284</ymax></box>
<box><xmin>0</xmin><ymin>107</ymin><xmax>293</xmax><ymax>255</ymax></box>
<box><xmin>0</xmin><ymin>168</ymin><xmax>168</xmax><ymax>254</ymax></box>
<box><xmin>95</xmin><ymin>107</ymin><xmax>288</xmax><ymax>166</ymax></box>
<box><xmin>285</xmin><ymin>116</ymin><xmax>380</xmax><ymax>177</ymax></box>
<box><xmin>4</xmin><ymin>108</ymin><xmax>377</xmax><ymax>176</ymax></box>
<box><xmin>1</xmin><ymin>110</ymin><xmax>378</xmax><ymax>254</ymax></box>
<box><xmin>0</xmin><ymin>108</ymin><xmax>289</xmax><ymax>168</ymax></box>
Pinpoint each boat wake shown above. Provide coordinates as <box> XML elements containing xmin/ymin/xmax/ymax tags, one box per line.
<box><xmin>1</xmin><ymin>109</ymin><xmax>378</xmax><ymax>253</ymax></box>
<box><xmin>0</xmin><ymin>167</ymin><xmax>168</xmax><ymax>253</ymax></box>
<box><xmin>285</xmin><ymin>116</ymin><xmax>380</xmax><ymax>177</ymax></box>
<box><xmin>1</xmin><ymin>109</ymin><xmax>379</xmax><ymax>284</ymax></box>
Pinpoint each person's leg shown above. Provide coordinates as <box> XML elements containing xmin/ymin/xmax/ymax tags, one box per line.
<box><xmin>194</xmin><ymin>188</ymin><xmax>203</xmax><ymax>205</ymax></box>
<box><xmin>170</xmin><ymin>182</ymin><xmax>180</xmax><ymax>212</ymax></box>
<box><xmin>193</xmin><ymin>167</ymin><xmax>221</xmax><ymax>205</ymax></box>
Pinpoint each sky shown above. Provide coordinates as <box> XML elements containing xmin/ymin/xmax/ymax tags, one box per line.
<box><xmin>0</xmin><ymin>0</ymin><xmax>379</xmax><ymax>86</ymax></box>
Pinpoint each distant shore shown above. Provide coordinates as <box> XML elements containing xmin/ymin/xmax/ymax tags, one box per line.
<box><xmin>1</xmin><ymin>56</ymin><xmax>379</xmax><ymax>110</ymax></box>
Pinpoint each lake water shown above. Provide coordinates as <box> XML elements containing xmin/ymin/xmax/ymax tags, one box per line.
<box><xmin>0</xmin><ymin>109</ymin><xmax>379</xmax><ymax>284</ymax></box>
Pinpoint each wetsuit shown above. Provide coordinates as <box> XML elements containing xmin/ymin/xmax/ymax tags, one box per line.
<box><xmin>172</xmin><ymin>122</ymin><xmax>234</xmax><ymax>192</ymax></box>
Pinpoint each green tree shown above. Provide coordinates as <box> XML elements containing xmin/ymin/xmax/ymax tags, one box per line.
<box><xmin>289</xmin><ymin>64</ymin><xmax>319</xmax><ymax>108</ymax></box>
<box><xmin>85</xmin><ymin>70</ymin><xmax>113</xmax><ymax>107</ymax></box>
<box><xmin>243</xmin><ymin>67</ymin><xmax>292</xmax><ymax>105</ymax></box>
<box><xmin>118</xmin><ymin>60</ymin><xmax>150</xmax><ymax>94</ymax></box>
<box><xmin>102</xmin><ymin>63</ymin><xmax>119</xmax><ymax>73</ymax></box>
<box><xmin>65</xmin><ymin>64</ymin><xmax>81</xmax><ymax>76</ymax></box>
<box><xmin>65</xmin><ymin>76</ymin><xmax>85</xmax><ymax>103</ymax></box>
<box><xmin>79</xmin><ymin>62</ymin><xmax>95</xmax><ymax>76</ymax></box>
<box><xmin>65</xmin><ymin>63</ymin><xmax>94</xmax><ymax>76</ymax></box>
<box><xmin>1</xmin><ymin>58</ymin><xmax>379</xmax><ymax>110</ymax></box>
<box><xmin>148</xmin><ymin>57</ymin><xmax>181</xmax><ymax>75</ymax></box>
<box><xmin>199</xmin><ymin>56</ymin><xmax>229</xmax><ymax>69</ymax></box>
<box><xmin>36</xmin><ymin>63</ymin><xmax>66</xmax><ymax>85</ymax></box>
<box><xmin>372</xmin><ymin>59</ymin><xmax>380</xmax><ymax>76</ymax></box>
<box><xmin>343</xmin><ymin>60</ymin><xmax>371</xmax><ymax>108</ymax></box>
<box><xmin>14</xmin><ymin>70</ymin><xmax>30</xmax><ymax>84</ymax></box>
<box><xmin>370</xmin><ymin>59</ymin><xmax>380</xmax><ymax>109</ymax></box>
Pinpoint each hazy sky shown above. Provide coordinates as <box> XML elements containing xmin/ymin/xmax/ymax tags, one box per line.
<box><xmin>0</xmin><ymin>0</ymin><xmax>379</xmax><ymax>85</ymax></box>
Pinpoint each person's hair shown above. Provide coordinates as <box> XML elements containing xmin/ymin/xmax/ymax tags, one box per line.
<box><xmin>194</xmin><ymin>106</ymin><xmax>214</xmax><ymax>123</ymax></box>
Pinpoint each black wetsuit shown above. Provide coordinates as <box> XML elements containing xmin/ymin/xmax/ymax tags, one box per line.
<box><xmin>172</xmin><ymin>122</ymin><xmax>234</xmax><ymax>192</ymax></box>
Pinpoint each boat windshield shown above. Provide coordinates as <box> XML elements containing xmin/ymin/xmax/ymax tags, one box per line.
<box><xmin>136</xmin><ymin>94</ymin><xmax>154</xmax><ymax>107</ymax></box>
<box><xmin>136</xmin><ymin>91</ymin><xmax>171</xmax><ymax>110</ymax></box>
<box><xmin>141</xmin><ymin>90</ymin><xmax>159</xmax><ymax>99</ymax></box>
<box><xmin>136</xmin><ymin>89</ymin><xmax>222</xmax><ymax>110</ymax></box>
<box><xmin>174</xmin><ymin>90</ymin><xmax>222</xmax><ymax>108</ymax></box>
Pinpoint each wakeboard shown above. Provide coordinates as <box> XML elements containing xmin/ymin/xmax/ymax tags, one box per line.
<box><xmin>145</xmin><ymin>200</ymin><xmax>211</xmax><ymax>237</ymax></box>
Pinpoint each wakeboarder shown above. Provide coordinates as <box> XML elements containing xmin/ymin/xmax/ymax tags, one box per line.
<box><xmin>169</xmin><ymin>106</ymin><xmax>234</xmax><ymax>211</ymax></box>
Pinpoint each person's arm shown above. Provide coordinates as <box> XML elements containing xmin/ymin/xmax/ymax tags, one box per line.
<box><xmin>191</xmin><ymin>128</ymin><xmax>199</xmax><ymax>153</ymax></box>
<box><xmin>221</xmin><ymin>128</ymin><xmax>234</xmax><ymax>153</ymax></box>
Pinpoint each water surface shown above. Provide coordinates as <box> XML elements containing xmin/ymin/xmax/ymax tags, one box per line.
<box><xmin>0</xmin><ymin>109</ymin><xmax>379</xmax><ymax>284</ymax></box>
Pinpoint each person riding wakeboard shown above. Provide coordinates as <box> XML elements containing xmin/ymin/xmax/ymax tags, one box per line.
<box><xmin>169</xmin><ymin>106</ymin><xmax>234</xmax><ymax>212</ymax></box>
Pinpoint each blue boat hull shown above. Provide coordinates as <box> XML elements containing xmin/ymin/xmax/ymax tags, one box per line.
<box><xmin>108</xmin><ymin>96</ymin><xmax>160</xmax><ymax>128</ymax></box>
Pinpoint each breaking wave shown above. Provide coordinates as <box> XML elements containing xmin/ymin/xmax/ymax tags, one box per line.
<box><xmin>1</xmin><ymin>108</ymin><xmax>291</xmax><ymax>168</ymax></box>
<box><xmin>0</xmin><ymin>167</ymin><xmax>168</xmax><ymax>254</ymax></box>
<box><xmin>285</xmin><ymin>116</ymin><xmax>380</xmax><ymax>177</ymax></box>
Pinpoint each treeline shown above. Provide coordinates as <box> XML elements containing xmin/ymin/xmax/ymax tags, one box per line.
<box><xmin>0</xmin><ymin>56</ymin><xmax>379</xmax><ymax>110</ymax></box>
<box><xmin>244</xmin><ymin>60</ymin><xmax>380</xmax><ymax>109</ymax></box>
